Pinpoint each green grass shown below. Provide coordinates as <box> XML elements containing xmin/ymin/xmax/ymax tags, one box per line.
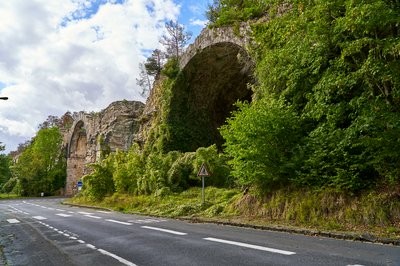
<box><xmin>66</xmin><ymin>187</ymin><xmax>400</xmax><ymax>239</ymax></box>
<box><xmin>0</xmin><ymin>193</ymin><xmax>20</xmax><ymax>199</ymax></box>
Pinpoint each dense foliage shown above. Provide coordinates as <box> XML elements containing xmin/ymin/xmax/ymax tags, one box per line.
<box><xmin>206</xmin><ymin>0</ymin><xmax>268</xmax><ymax>26</ymax></box>
<box><xmin>80</xmin><ymin>0</ymin><xmax>399</xmax><ymax>201</ymax></box>
<box><xmin>219</xmin><ymin>0</ymin><xmax>400</xmax><ymax>193</ymax></box>
<box><xmin>0</xmin><ymin>143</ymin><xmax>12</xmax><ymax>192</ymax></box>
<box><xmin>80</xmin><ymin>145</ymin><xmax>231</xmax><ymax>201</ymax></box>
<box><xmin>10</xmin><ymin>127</ymin><xmax>66</xmax><ymax>196</ymax></box>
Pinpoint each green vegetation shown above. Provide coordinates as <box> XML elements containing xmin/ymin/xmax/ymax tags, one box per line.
<box><xmin>1</xmin><ymin>0</ymin><xmax>395</xmax><ymax>238</ymax></box>
<box><xmin>8</xmin><ymin>127</ymin><xmax>66</xmax><ymax>196</ymax></box>
<box><xmin>72</xmin><ymin>0</ymin><xmax>400</xmax><ymax>236</ymax></box>
<box><xmin>0</xmin><ymin>143</ymin><xmax>12</xmax><ymax>193</ymax></box>
<box><xmin>80</xmin><ymin>145</ymin><xmax>231</xmax><ymax>201</ymax></box>
<box><xmin>218</xmin><ymin>0</ymin><xmax>400</xmax><ymax>194</ymax></box>
<box><xmin>0</xmin><ymin>193</ymin><xmax>19</xmax><ymax>199</ymax></box>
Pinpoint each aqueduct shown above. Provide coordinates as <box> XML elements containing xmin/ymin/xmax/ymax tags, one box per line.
<box><xmin>64</xmin><ymin>24</ymin><xmax>253</xmax><ymax>195</ymax></box>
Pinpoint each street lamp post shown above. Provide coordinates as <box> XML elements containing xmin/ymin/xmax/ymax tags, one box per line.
<box><xmin>0</xmin><ymin>97</ymin><xmax>8</xmax><ymax>100</ymax></box>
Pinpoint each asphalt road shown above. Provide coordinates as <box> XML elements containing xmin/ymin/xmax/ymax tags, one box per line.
<box><xmin>0</xmin><ymin>198</ymin><xmax>399</xmax><ymax>266</ymax></box>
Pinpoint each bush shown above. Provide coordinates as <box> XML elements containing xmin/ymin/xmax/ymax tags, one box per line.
<box><xmin>220</xmin><ymin>98</ymin><xmax>302</xmax><ymax>193</ymax></box>
<box><xmin>2</xmin><ymin>178</ymin><xmax>17</xmax><ymax>193</ymax></box>
<box><xmin>82</xmin><ymin>157</ymin><xmax>115</xmax><ymax>201</ymax></box>
<box><xmin>193</xmin><ymin>145</ymin><xmax>233</xmax><ymax>187</ymax></box>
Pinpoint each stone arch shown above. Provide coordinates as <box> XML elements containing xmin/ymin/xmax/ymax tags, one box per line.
<box><xmin>66</xmin><ymin>120</ymin><xmax>88</xmax><ymax>195</ymax></box>
<box><xmin>165</xmin><ymin>26</ymin><xmax>255</xmax><ymax>152</ymax></box>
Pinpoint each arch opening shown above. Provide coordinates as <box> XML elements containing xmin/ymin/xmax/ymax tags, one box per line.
<box><xmin>167</xmin><ymin>42</ymin><xmax>254</xmax><ymax>152</ymax></box>
<box><xmin>66</xmin><ymin>120</ymin><xmax>88</xmax><ymax>195</ymax></box>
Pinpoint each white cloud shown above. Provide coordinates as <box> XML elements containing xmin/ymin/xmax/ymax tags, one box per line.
<box><xmin>0</xmin><ymin>0</ymin><xmax>180</xmax><ymax>153</ymax></box>
<box><xmin>190</xmin><ymin>18</ymin><xmax>208</xmax><ymax>27</ymax></box>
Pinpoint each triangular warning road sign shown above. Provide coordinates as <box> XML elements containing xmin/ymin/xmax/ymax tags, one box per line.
<box><xmin>198</xmin><ymin>163</ymin><xmax>211</xmax><ymax>177</ymax></box>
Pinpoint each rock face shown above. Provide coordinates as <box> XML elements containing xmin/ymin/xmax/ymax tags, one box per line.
<box><xmin>64</xmin><ymin>100</ymin><xmax>144</xmax><ymax>195</ymax></box>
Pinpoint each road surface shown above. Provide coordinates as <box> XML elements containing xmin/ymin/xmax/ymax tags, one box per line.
<box><xmin>0</xmin><ymin>198</ymin><xmax>399</xmax><ymax>266</ymax></box>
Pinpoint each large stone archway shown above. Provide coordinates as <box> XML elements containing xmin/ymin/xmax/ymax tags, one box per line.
<box><xmin>139</xmin><ymin>24</ymin><xmax>254</xmax><ymax>152</ymax></box>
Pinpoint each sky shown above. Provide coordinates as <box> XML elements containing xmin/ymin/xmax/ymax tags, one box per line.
<box><xmin>0</xmin><ymin>0</ymin><xmax>210</xmax><ymax>153</ymax></box>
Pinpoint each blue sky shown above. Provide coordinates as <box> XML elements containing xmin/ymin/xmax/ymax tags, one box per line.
<box><xmin>0</xmin><ymin>0</ymin><xmax>210</xmax><ymax>153</ymax></box>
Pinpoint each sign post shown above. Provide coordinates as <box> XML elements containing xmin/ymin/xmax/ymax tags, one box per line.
<box><xmin>197</xmin><ymin>163</ymin><xmax>211</xmax><ymax>206</ymax></box>
<box><xmin>77</xmin><ymin>180</ymin><xmax>83</xmax><ymax>191</ymax></box>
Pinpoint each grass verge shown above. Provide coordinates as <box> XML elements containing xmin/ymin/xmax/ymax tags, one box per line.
<box><xmin>0</xmin><ymin>193</ymin><xmax>19</xmax><ymax>199</ymax></box>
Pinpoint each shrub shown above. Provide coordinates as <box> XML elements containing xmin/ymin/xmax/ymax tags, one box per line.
<box><xmin>220</xmin><ymin>98</ymin><xmax>302</xmax><ymax>193</ymax></box>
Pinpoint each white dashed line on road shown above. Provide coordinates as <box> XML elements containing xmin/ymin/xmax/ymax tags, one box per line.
<box><xmin>56</xmin><ymin>213</ymin><xmax>72</xmax><ymax>217</ymax></box>
<box><xmin>96</xmin><ymin>210</ymin><xmax>112</xmax><ymax>214</ymax></box>
<box><xmin>203</xmin><ymin>237</ymin><xmax>296</xmax><ymax>255</ymax></box>
<box><xmin>105</xmin><ymin>219</ymin><xmax>133</xmax><ymax>225</ymax></box>
<box><xmin>141</xmin><ymin>226</ymin><xmax>187</xmax><ymax>235</ymax></box>
<box><xmin>7</xmin><ymin>219</ymin><xmax>20</xmax><ymax>224</ymax></box>
<box><xmin>33</xmin><ymin>216</ymin><xmax>47</xmax><ymax>220</ymax></box>
<box><xmin>78</xmin><ymin>211</ymin><xmax>94</xmax><ymax>215</ymax></box>
<box><xmin>85</xmin><ymin>215</ymin><xmax>102</xmax><ymax>219</ymax></box>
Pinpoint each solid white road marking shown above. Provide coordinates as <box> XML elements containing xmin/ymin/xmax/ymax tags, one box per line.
<box><xmin>33</xmin><ymin>216</ymin><xmax>47</xmax><ymax>220</ymax></box>
<box><xmin>203</xmin><ymin>237</ymin><xmax>296</xmax><ymax>255</ymax></box>
<box><xmin>141</xmin><ymin>226</ymin><xmax>187</xmax><ymax>235</ymax></box>
<box><xmin>105</xmin><ymin>219</ymin><xmax>132</xmax><ymax>225</ymax></box>
<box><xmin>7</xmin><ymin>219</ymin><xmax>20</xmax><ymax>224</ymax></box>
<box><xmin>56</xmin><ymin>213</ymin><xmax>72</xmax><ymax>217</ymax></box>
<box><xmin>98</xmin><ymin>249</ymin><xmax>137</xmax><ymax>266</ymax></box>
<box><xmin>85</xmin><ymin>215</ymin><xmax>102</xmax><ymax>219</ymax></box>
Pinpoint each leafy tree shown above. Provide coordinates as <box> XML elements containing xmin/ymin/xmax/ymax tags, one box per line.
<box><xmin>160</xmin><ymin>20</ymin><xmax>192</xmax><ymax>59</ymax></box>
<box><xmin>206</xmin><ymin>0</ymin><xmax>267</xmax><ymax>26</ymax></box>
<box><xmin>38</xmin><ymin>115</ymin><xmax>62</xmax><ymax>130</ymax></box>
<box><xmin>145</xmin><ymin>49</ymin><xmax>164</xmax><ymax>76</ymax></box>
<box><xmin>82</xmin><ymin>156</ymin><xmax>115</xmax><ymax>201</ymax></box>
<box><xmin>220</xmin><ymin>98</ymin><xmax>302</xmax><ymax>192</ymax></box>
<box><xmin>12</xmin><ymin>127</ymin><xmax>66</xmax><ymax>196</ymax></box>
<box><xmin>0</xmin><ymin>143</ymin><xmax>12</xmax><ymax>191</ymax></box>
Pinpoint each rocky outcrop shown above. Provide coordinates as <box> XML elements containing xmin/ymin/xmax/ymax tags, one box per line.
<box><xmin>64</xmin><ymin>100</ymin><xmax>144</xmax><ymax>195</ymax></box>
